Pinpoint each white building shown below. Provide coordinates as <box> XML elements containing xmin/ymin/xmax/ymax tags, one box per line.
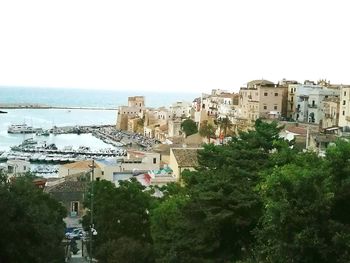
<box><xmin>294</xmin><ymin>82</ymin><xmax>340</xmax><ymax>123</ymax></box>
<box><xmin>338</xmin><ymin>86</ymin><xmax>350</xmax><ymax>130</ymax></box>
<box><xmin>169</xmin><ymin>101</ymin><xmax>192</xmax><ymax>118</ymax></box>
<box><xmin>95</xmin><ymin>151</ymin><xmax>161</xmax><ymax>181</ymax></box>
<box><xmin>6</xmin><ymin>160</ymin><xmax>31</xmax><ymax>177</ymax></box>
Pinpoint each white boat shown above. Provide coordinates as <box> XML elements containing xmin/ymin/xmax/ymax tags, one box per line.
<box><xmin>8</xmin><ymin>124</ymin><xmax>42</xmax><ymax>134</ymax></box>
<box><xmin>22</xmin><ymin>138</ymin><xmax>37</xmax><ymax>146</ymax></box>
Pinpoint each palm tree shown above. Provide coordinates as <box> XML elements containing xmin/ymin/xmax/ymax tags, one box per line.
<box><xmin>199</xmin><ymin>120</ymin><xmax>216</xmax><ymax>143</ymax></box>
<box><xmin>220</xmin><ymin>116</ymin><xmax>233</xmax><ymax>137</ymax></box>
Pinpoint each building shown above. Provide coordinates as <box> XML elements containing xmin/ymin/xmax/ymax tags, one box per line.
<box><xmin>168</xmin><ymin>147</ymin><xmax>201</xmax><ymax>181</ymax></box>
<box><xmin>338</xmin><ymin>86</ymin><xmax>350</xmax><ymax>130</ymax></box>
<box><xmin>294</xmin><ymin>82</ymin><xmax>340</xmax><ymax>123</ymax></box>
<box><xmin>146</xmin><ymin>166</ymin><xmax>176</xmax><ymax>186</ymax></box>
<box><xmin>168</xmin><ymin>118</ymin><xmax>182</xmax><ymax>137</ymax></box>
<box><xmin>95</xmin><ymin>151</ymin><xmax>161</xmax><ymax>181</ymax></box>
<box><xmin>116</xmin><ymin>96</ymin><xmax>146</xmax><ymax>130</ymax></box>
<box><xmin>238</xmin><ymin>79</ymin><xmax>288</xmax><ymax>124</ymax></box>
<box><xmin>59</xmin><ymin>160</ymin><xmax>102</xmax><ymax>180</ymax></box>
<box><xmin>6</xmin><ymin>159</ymin><xmax>30</xmax><ymax>177</ymax></box>
<box><xmin>170</xmin><ymin>101</ymin><xmax>193</xmax><ymax>119</ymax></box>
<box><xmin>45</xmin><ymin>180</ymin><xmax>87</xmax><ymax>217</ymax></box>
<box><xmin>322</xmin><ymin>97</ymin><xmax>340</xmax><ymax>129</ymax></box>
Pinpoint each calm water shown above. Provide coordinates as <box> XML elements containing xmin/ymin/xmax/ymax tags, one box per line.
<box><xmin>0</xmin><ymin>108</ymin><xmax>117</xmax><ymax>151</ymax></box>
<box><xmin>0</xmin><ymin>88</ymin><xmax>198</xmax><ymax>151</ymax></box>
<box><xmin>0</xmin><ymin>87</ymin><xmax>198</xmax><ymax>108</ymax></box>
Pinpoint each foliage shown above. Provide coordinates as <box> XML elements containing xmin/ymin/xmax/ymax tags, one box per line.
<box><xmin>215</xmin><ymin>116</ymin><xmax>233</xmax><ymax>137</ymax></box>
<box><xmin>181</xmin><ymin>118</ymin><xmax>198</xmax><ymax>137</ymax></box>
<box><xmin>199</xmin><ymin>120</ymin><xmax>216</xmax><ymax>143</ymax></box>
<box><xmin>81</xmin><ymin>121</ymin><xmax>350</xmax><ymax>262</ymax></box>
<box><xmin>255</xmin><ymin>153</ymin><xmax>334</xmax><ymax>262</ymax></box>
<box><xmin>83</xmin><ymin>178</ymin><xmax>154</xmax><ymax>263</ymax></box>
<box><xmin>0</xmin><ymin>172</ymin><xmax>66</xmax><ymax>263</ymax></box>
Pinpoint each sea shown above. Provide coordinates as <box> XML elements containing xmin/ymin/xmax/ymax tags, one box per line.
<box><xmin>0</xmin><ymin>87</ymin><xmax>199</xmax><ymax>152</ymax></box>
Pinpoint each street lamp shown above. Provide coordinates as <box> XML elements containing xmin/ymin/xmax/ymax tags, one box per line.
<box><xmin>88</xmin><ymin>159</ymin><xmax>96</xmax><ymax>263</ymax></box>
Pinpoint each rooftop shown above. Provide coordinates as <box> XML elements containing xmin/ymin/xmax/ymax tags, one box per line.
<box><xmin>62</xmin><ymin>160</ymin><xmax>101</xmax><ymax>170</ymax></box>
<box><xmin>45</xmin><ymin>180</ymin><xmax>87</xmax><ymax>193</ymax></box>
<box><xmin>171</xmin><ymin>148</ymin><xmax>201</xmax><ymax>167</ymax></box>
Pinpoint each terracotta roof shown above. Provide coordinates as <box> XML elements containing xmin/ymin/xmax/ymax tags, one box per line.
<box><xmin>46</xmin><ymin>180</ymin><xmax>87</xmax><ymax>193</ymax></box>
<box><xmin>62</xmin><ymin>160</ymin><xmax>100</xmax><ymax>170</ymax></box>
<box><xmin>171</xmin><ymin>148</ymin><xmax>200</xmax><ymax>167</ymax></box>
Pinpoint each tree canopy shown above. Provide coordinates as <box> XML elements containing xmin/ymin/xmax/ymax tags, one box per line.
<box><xmin>83</xmin><ymin>120</ymin><xmax>350</xmax><ymax>262</ymax></box>
<box><xmin>0</xmin><ymin>172</ymin><xmax>66</xmax><ymax>263</ymax></box>
<box><xmin>181</xmin><ymin>118</ymin><xmax>198</xmax><ymax>137</ymax></box>
<box><xmin>83</xmin><ymin>178</ymin><xmax>154</xmax><ymax>263</ymax></box>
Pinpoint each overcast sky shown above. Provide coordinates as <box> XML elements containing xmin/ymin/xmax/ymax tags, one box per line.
<box><xmin>0</xmin><ymin>0</ymin><xmax>349</xmax><ymax>93</ymax></box>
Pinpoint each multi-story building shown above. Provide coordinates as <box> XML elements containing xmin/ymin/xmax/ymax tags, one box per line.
<box><xmin>338</xmin><ymin>86</ymin><xmax>350</xmax><ymax>130</ymax></box>
<box><xmin>294</xmin><ymin>81</ymin><xmax>339</xmax><ymax>123</ymax></box>
<box><xmin>322</xmin><ymin>97</ymin><xmax>339</xmax><ymax>129</ymax></box>
<box><xmin>116</xmin><ymin>96</ymin><xmax>146</xmax><ymax>130</ymax></box>
<box><xmin>169</xmin><ymin>101</ymin><xmax>193</xmax><ymax>118</ymax></box>
<box><xmin>238</xmin><ymin>79</ymin><xmax>287</xmax><ymax>124</ymax></box>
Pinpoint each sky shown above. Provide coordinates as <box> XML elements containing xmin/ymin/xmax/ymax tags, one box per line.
<box><xmin>0</xmin><ymin>0</ymin><xmax>349</xmax><ymax>93</ymax></box>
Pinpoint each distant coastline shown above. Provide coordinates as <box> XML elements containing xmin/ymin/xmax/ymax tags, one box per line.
<box><xmin>0</xmin><ymin>103</ymin><xmax>117</xmax><ymax>110</ymax></box>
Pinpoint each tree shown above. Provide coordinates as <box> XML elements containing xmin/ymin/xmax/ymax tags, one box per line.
<box><xmin>151</xmin><ymin>195</ymin><xmax>190</xmax><ymax>262</ymax></box>
<box><xmin>215</xmin><ymin>116</ymin><xmax>233</xmax><ymax>137</ymax></box>
<box><xmin>255</xmin><ymin>153</ymin><xmax>334</xmax><ymax>262</ymax></box>
<box><xmin>83</xmin><ymin>178</ymin><xmax>154</xmax><ymax>263</ymax></box>
<box><xmin>150</xmin><ymin>120</ymin><xmax>284</xmax><ymax>262</ymax></box>
<box><xmin>0</xmin><ymin>172</ymin><xmax>66</xmax><ymax>263</ymax></box>
<box><xmin>181</xmin><ymin>118</ymin><xmax>198</xmax><ymax>137</ymax></box>
<box><xmin>199</xmin><ymin>120</ymin><xmax>216</xmax><ymax>143</ymax></box>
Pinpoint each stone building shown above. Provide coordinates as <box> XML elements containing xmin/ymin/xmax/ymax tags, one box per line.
<box><xmin>322</xmin><ymin>97</ymin><xmax>340</xmax><ymax>129</ymax></box>
<box><xmin>238</xmin><ymin>79</ymin><xmax>288</xmax><ymax>124</ymax></box>
<box><xmin>116</xmin><ymin>96</ymin><xmax>146</xmax><ymax>130</ymax></box>
<box><xmin>45</xmin><ymin>181</ymin><xmax>87</xmax><ymax>217</ymax></box>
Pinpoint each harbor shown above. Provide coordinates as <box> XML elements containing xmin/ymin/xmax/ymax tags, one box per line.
<box><xmin>0</xmin><ymin>121</ymin><xmax>160</xmax><ymax>177</ymax></box>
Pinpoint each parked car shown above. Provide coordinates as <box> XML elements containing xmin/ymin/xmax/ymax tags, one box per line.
<box><xmin>65</xmin><ymin>228</ymin><xmax>85</xmax><ymax>240</ymax></box>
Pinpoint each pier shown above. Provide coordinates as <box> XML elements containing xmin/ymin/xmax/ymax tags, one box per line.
<box><xmin>0</xmin><ymin>103</ymin><xmax>117</xmax><ymax>110</ymax></box>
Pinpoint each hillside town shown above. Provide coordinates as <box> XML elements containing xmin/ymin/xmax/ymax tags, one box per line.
<box><xmin>3</xmin><ymin>78</ymin><xmax>350</xmax><ymax>261</ymax></box>
<box><xmin>117</xmin><ymin>78</ymin><xmax>349</xmax><ymax>154</ymax></box>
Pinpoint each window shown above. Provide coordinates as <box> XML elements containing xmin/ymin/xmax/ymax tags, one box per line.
<box><xmin>291</xmin><ymin>97</ymin><xmax>293</xmax><ymax>102</ymax></box>
<box><xmin>343</xmin><ymin>100</ymin><xmax>346</xmax><ymax>105</ymax></box>
<box><xmin>344</xmin><ymin>91</ymin><xmax>347</xmax><ymax>96</ymax></box>
<box><xmin>153</xmin><ymin>158</ymin><xmax>157</xmax><ymax>164</ymax></box>
<box><xmin>343</xmin><ymin>111</ymin><xmax>345</xmax><ymax>116</ymax></box>
<box><xmin>264</xmin><ymin>92</ymin><xmax>268</xmax><ymax>96</ymax></box>
<box><xmin>275</xmin><ymin>93</ymin><xmax>278</xmax><ymax>96</ymax></box>
<box><xmin>274</xmin><ymin>105</ymin><xmax>278</xmax><ymax>110</ymax></box>
<box><xmin>263</xmin><ymin>105</ymin><xmax>267</xmax><ymax>110</ymax></box>
<box><xmin>101</xmin><ymin>171</ymin><xmax>104</xmax><ymax>175</ymax></box>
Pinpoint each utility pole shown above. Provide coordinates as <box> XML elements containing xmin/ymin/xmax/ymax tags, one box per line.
<box><xmin>89</xmin><ymin>159</ymin><xmax>95</xmax><ymax>263</ymax></box>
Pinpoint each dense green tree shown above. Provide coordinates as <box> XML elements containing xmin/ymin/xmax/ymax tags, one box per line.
<box><xmin>150</xmin><ymin>120</ymin><xmax>284</xmax><ymax>262</ymax></box>
<box><xmin>255</xmin><ymin>152</ymin><xmax>334</xmax><ymax>263</ymax></box>
<box><xmin>181</xmin><ymin>118</ymin><xmax>198</xmax><ymax>137</ymax></box>
<box><xmin>83</xmin><ymin>178</ymin><xmax>154</xmax><ymax>263</ymax></box>
<box><xmin>151</xmin><ymin>194</ymin><xmax>190</xmax><ymax>262</ymax></box>
<box><xmin>0</xmin><ymin>172</ymin><xmax>66</xmax><ymax>263</ymax></box>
